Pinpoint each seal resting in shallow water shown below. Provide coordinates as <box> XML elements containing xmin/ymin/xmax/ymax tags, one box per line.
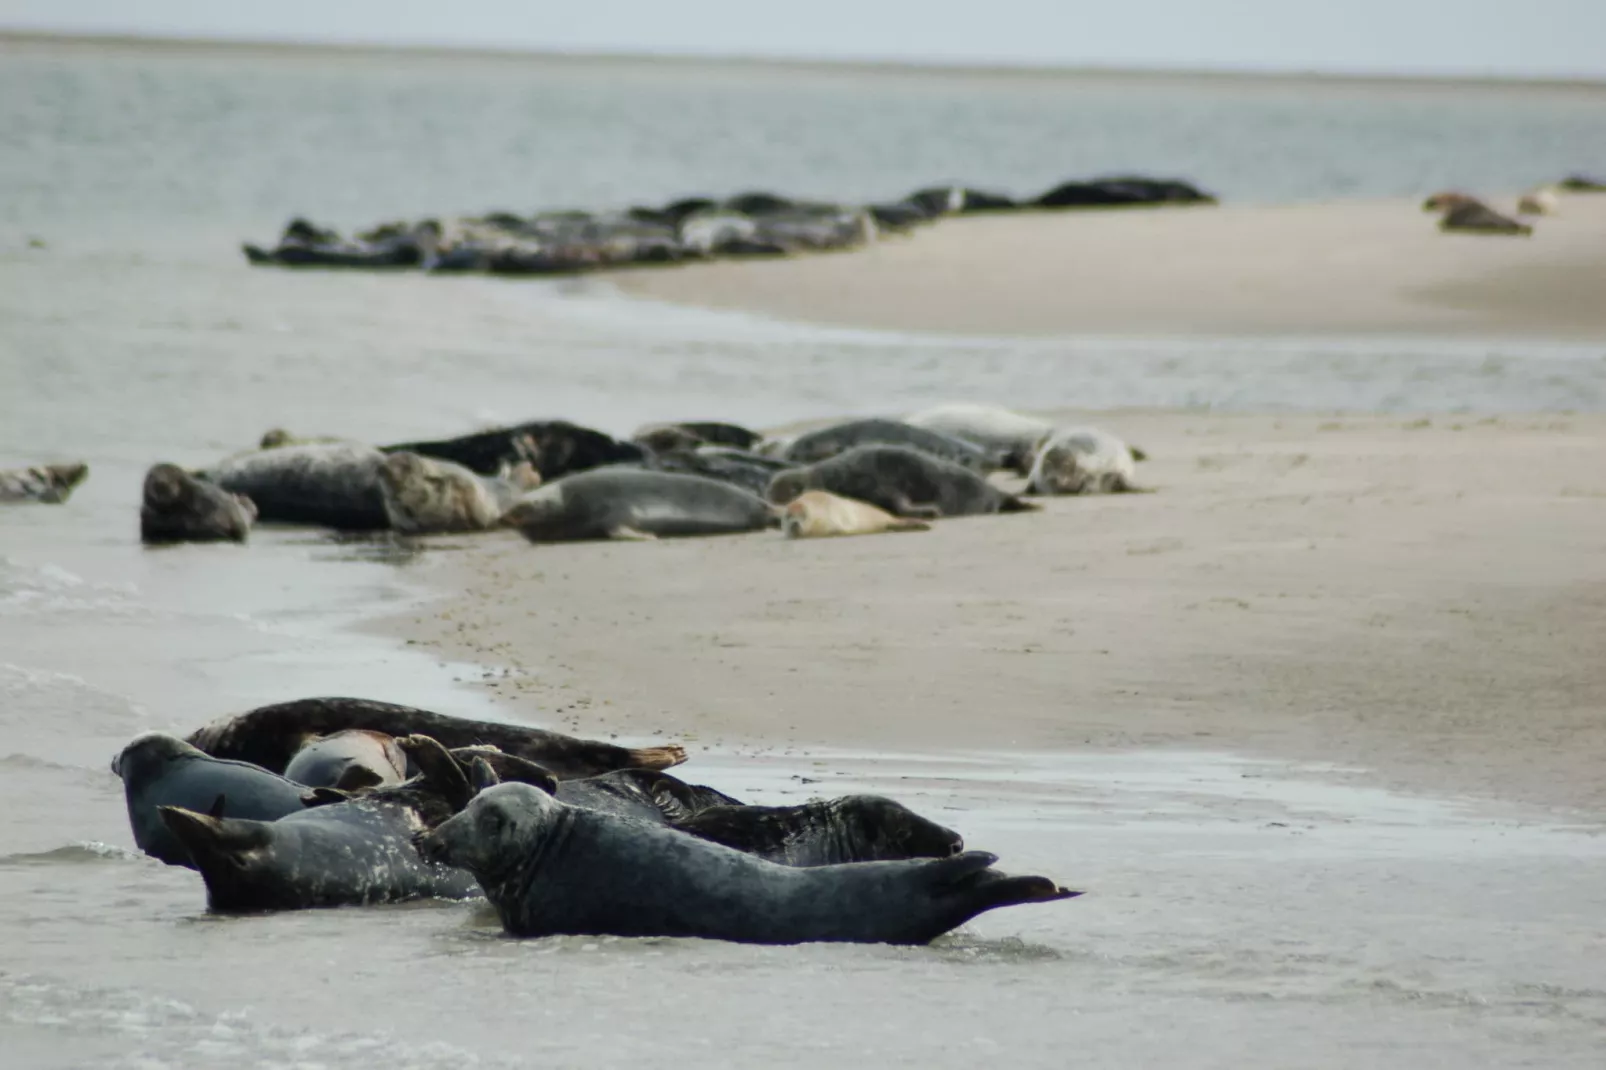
<box><xmin>673</xmin><ymin>794</ymin><xmax>963</xmax><ymax>866</ymax></box>
<box><xmin>203</xmin><ymin>442</ymin><xmax>389</xmax><ymax>529</ymax></box>
<box><xmin>140</xmin><ymin>464</ymin><xmax>256</xmax><ymax>544</ymax></box>
<box><xmin>113</xmin><ymin>732</ymin><xmax>319</xmax><ymax>867</ymax></box>
<box><xmin>504</xmin><ymin>468</ymin><xmax>778</xmax><ymax>542</ymax></box>
<box><xmin>419</xmin><ymin>776</ymin><xmax>1079</xmax><ymax>944</ymax></box>
<box><xmin>1024</xmin><ymin>428</ymin><xmax>1142</xmax><ymax>495</ymax></box>
<box><xmin>377</xmin><ymin>451</ymin><xmax>539</xmax><ymax>535</ymax></box>
<box><xmin>283</xmin><ymin>728</ymin><xmax>410</xmax><ymax>790</ymax></box>
<box><xmin>183</xmin><ymin>696</ymin><xmax>686</xmax><ymax>779</ymax></box>
<box><xmin>160</xmin><ymin>735</ymin><xmax>481</xmax><ymax>912</ymax></box>
<box><xmin>781</xmin><ymin>418</ymin><xmax>1003</xmax><ymax>473</ymax></box>
<box><xmin>781</xmin><ymin>490</ymin><xmax>931</xmax><ymax>538</ymax></box>
<box><xmin>0</xmin><ymin>463</ymin><xmax>88</xmax><ymax>504</ymax></box>
<box><xmin>767</xmin><ymin>446</ymin><xmax>1036</xmax><ymax>519</ymax></box>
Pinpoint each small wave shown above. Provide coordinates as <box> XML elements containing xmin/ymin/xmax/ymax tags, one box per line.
<box><xmin>0</xmin><ymin>842</ymin><xmax>144</xmax><ymax>866</ymax></box>
<box><xmin>0</xmin><ymin>751</ymin><xmax>79</xmax><ymax>773</ymax></box>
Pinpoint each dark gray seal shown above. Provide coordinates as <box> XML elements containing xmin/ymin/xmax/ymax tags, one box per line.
<box><xmin>417</xmin><ymin>778</ymin><xmax>1079</xmax><ymax>945</ymax></box>
<box><xmin>1438</xmin><ymin>199</ymin><xmax>1533</xmax><ymax>236</ymax></box>
<box><xmin>283</xmin><ymin>729</ymin><xmax>410</xmax><ymax>790</ymax></box>
<box><xmin>450</xmin><ymin>746</ymin><xmax>740</xmax><ymax>823</ymax></box>
<box><xmin>113</xmin><ymin>732</ymin><xmax>318</xmax><ymax>868</ymax></box>
<box><xmin>633</xmin><ymin>421</ymin><xmax>763</xmax><ymax>452</ymax></box>
<box><xmin>159</xmin><ymin>735</ymin><xmax>481</xmax><ymax>912</ymax></box>
<box><xmin>642</xmin><ymin>446</ymin><xmax>796</xmax><ymax>498</ymax></box>
<box><xmin>782</xmin><ymin>419</ymin><xmax>1003</xmax><ymax>473</ymax></box>
<box><xmin>140</xmin><ymin>463</ymin><xmax>256</xmax><ymax>544</ymax></box>
<box><xmin>203</xmin><ymin>442</ymin><xmax>389</xmax><ymax>529</ymax></box>
<box><xmin>503</xmin><ymin>468</ymin><xmax>778</xmax><ymax>542</ymax></box>
<box><xmin>183</xmin><ymin>697</ymin><xmax>687</xmax><ymax>780</ymax></box>
<box><xmin>0</xmin><ymin>463</ymin><xmax>88</xmax><ymax>504</ymax></box>
<box><xmin>383</xmin><ymin>421</ymin><xmax>645</xmax><ymax>481</ymax></box>
<box><xmin>673</xmin><ymin>795</ymin><xmax>964</xmax><ymax>866</ymax></box>
<box><xmin>766</xmin><ymin>446</ymin><xmax>1037</xmax><ymax>519</ymax></box>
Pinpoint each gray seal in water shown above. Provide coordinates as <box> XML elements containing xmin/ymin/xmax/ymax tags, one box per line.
<box><xmin>377</xmin><ymin>451</ymin><xmax>540</xmax><ymax>534</ymax></box>
<box><xmin>0</xmin><ymin>463</ymin><xmax>88</xmax><ymax>504</ymax></box>
<box><xmin>781</xmin><ymin>418</ymin><xmax>1003</xmax><ymax>473</ymax></box>
<box><xmin>672</xmin><ymin>794</ymin><xmax>964</xmax><ymax>866</ymax></box>
<box><xmin>767</xmin><ymin>445</ymin><xmax>1037</xmax><ymax>519</ymax></box>
<box><xmin>183</xmin><ymin>696</ymin><xmax>687</xmax><ymax>780</ymax></box>
<box><xmin>1024</xmin><ymin>427</ymin><xmax>1143</xmax><ymax>495</ymax></box>
<box><xmin>417</xmin><ymin>776</ymin><xmax>1079</xmax><ymax>944</ymax></box>
<box><xmin>503</xmin><ymin>468</ymin><xmax>778</xmax><ymax>542</ymax></box>
<box><xmin>203</xmin><ymin>442</ymin><xmax>389</xmax><ymax>529</ymax></box>
<box><xmin>140</xmin><ymin>463</ymin><xmax>257</xmax><ymax>544</ymax></box>
<box><xmin>159</xmin><ymin>735</ymin><xmax>481</xmax><ymax>912</ymax></box>
<box><xmin>113</xmin><ymin>732</ymin><xmax>319</xmax><ymax>867</ymax></box>
<box><xmin>283</xmin><ymin>728</ymin><xmax>410</xmax><ymax>790</ymax></box>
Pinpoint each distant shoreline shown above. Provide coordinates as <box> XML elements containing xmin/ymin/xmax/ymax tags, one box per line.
<box><xmin>4</xmin><ymin>29</ymin><xmax>1605</xmax><ymax>94</ymax></box>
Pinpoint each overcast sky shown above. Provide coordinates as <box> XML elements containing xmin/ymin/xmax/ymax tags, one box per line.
<box><xmin>3</xmin><ymin>0</ymin><xmax>1602</xmax><ymax>78</ymax></box>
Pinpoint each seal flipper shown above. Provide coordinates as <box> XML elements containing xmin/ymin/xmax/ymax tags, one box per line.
<box><xmin>925</xmin><ymin>851</ymin><xmax>1082</xmax><ymax>934</ymax></box>
<box><xmin>332</xmin><ymin>764</ymin><xmax>384</xmax><ymax>792</ymax></box>
<box><xmin>890</xmin><ymin>494</ymin><xmax>942</xmax><ymax>520</ymax></box>
<box><xmin>398</xmin><ymin>734</ymin><xmax>475</xmax><ymax>812</ymax></box>
<box><xmin>158</xmin><ymin>806</ymin><xmax>273</xmax><ymax>861</ymax></box>
<box><xmin>997</xmin><ymin>493</ymin><xmax>1041</xmax><ymax>513</ymax></box>
<box><xmin>887</xmin><ymin>518</ymin><xmax>932</xmax><ymax>533</ymax></box>
<box><xmin>208</xmin><ymin>793</ymin><xmax>227</xmax><ymax>819</ymax></box>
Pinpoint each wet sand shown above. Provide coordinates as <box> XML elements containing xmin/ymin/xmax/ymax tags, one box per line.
<box><xmin>385</xmin><ymin>412</ymin><xmax>1606</xmax><ymax>815</ymax></box>
<box><xmin>615</xmin><ymin>196</ymin><xmax>1606</xmax><ymax>338</ymax></box>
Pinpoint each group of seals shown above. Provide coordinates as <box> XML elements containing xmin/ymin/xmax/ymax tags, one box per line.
<box><xmin>0</xmin><ymin>463</ymin><xmax>88</xmax><ymax>504</ymax></box>
<box><xmin>1418</xmin><ymin>180</ymin><xmax>1596</xmax><ymax>237</ymax></box>
<box><xmin>119</xmin><ymin>699</ymin><xmax>1075</xmax><ymax>944</ymax></box>
<box><xmin>766</xmin><ymin>446</ymin><xmax>1036</xmax><ymax>520</ymax></box>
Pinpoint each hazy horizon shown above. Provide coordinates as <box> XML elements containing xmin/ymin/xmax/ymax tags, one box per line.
<box><xmin>3</xmin><ymin>1</ymin><xmax>1604</xmax><ymax>80</ymax></box>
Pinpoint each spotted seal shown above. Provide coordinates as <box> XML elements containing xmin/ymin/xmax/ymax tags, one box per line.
<box><xmin>1024</xmin><ymin>427</ymin><xmax>1143</xmax><ymax>495</ymax></box>
<box><xmin>0</xmin><ymin>463</ymin><xmax>88</xmax><ymax>504</ymax></box>
<box><xmin>140</xmin><ymin>464</ymin><xmax>256</xmax><ymax>544</ymax></box>
<box><xmin>203</xmin><ymin>442</ymin><xmax>389</xmax><ymax>529</ymax></box>
<box><xmin>781</xmin><ymin>490</ymin><xmax>931</xmax><ymax>538</ymax></box>
<box><xmin>418</xmin><ymin>776</ymin><xmax>1079</xmax><ymax>944</ymax></box>
<box><xmin>378</xmin><ymin>451</ymin><xmax>540</xmax><ymax>535</ymax></box>
<box><xmin>503</xmin><ymin>468</ymin><xmax>778</xmax><ymax>542</ymax></box>
<box><xmin>672</xmin><ymin>794</ymin><xmax>964</xmax><ymax>866</ymax></box>
<box><xmin>113</xmin><ymin>732</ymin><xmax>319</xmax><ymax>867</ymax></box>
<box><xmin>183</xmin><ymin>696</ymin><xmax>687</xmax><ymax>779</ymax></box>
<box><xmin>767</xmin><ymin>446</ymin><xmax>1036</xmax><ymax>519</ymax></box>
<box><xmin>782</xmin><ymin>418</ymin><xmax>1003</xmax><ymax>474</ymax></box>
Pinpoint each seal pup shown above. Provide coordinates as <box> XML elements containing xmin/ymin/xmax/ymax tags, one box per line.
<box><xmin>503</xmin><ymin>468</ymin><xmax>778</xmax><ymax>542</ymax></box>
<box><xmin>159</xmin><ymin>735</ymin><xmax>481</xmax><ymax>912</ymax></box>
<box><xmin>782</xmin><ymin>418</ymin><xmax>1003</xmax><ymax>474</ymax></box>
<box><xmin>284</xmin><ymin>728</ymin><xmax>410</xmax><ymax>790</ymax></box>
<box><xmin>767</xmin><ymin>446</ymin><xmax>1036</xmax><ymax>519</ymax></box>
<box><xmin>113</xmin><ymin>732</ymin><xmax>319</xmax><ymax>868</ymax></box>
<box><xmin>140</xmin><ymin>464</ymin><xmax>256</xmax><ymax>544</ymax></box>
<box><xmin>0</xmin><ymin>463</ymin><xmax>88</xmax><ymax>504</ymax></box>
<box><xmin>1024</xmin><ymin>428</ymin><xmax>1142</xmax><ymax>495</ymax></box>
<box><xmin>183</xmin><ymin>696</ymin><xmax>686</xmax><ymax>779</ymax></box>
<box><xmin>903</xmin><ymin>403</ymin><xmax>1056</xmax><ymax>475</ymax></box>
<box><xmin>417</xmin><ymin>777</ymin><xmax>1079</xmax><ymax>945</ymax></box>
<box><xmin>1437</xmin><ymin>199</ymin><xmax>1532</xmax><ymax>236</ymax></box>
<box><xmin>203</xmin><ymin>442</ymin><xmax>389</xmax><ymax>529</ymax></box>
<box><xmin>378</xmin><ymin>451</ymin><xmax>540</xmax><ymax>535</ymax></box>
<box><xmin>673</xmin><ymin>795</ymin><xmax>963</xmax><ymax>866</ymax></box>
<box><xmin>781</xmin><ymin>491</ymin><xmax>931</xmax><ymax>538</ymax></box>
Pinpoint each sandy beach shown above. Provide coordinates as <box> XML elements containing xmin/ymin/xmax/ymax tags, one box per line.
<box><xmin>616</xmin><ymin>196</ymin><xmax>1606</xmax><ymax>338</ymax></box>
<box><xmin>386</xmin><ymin>411</ymin><xmax>1606</xmax><ymax>814</ymax></box>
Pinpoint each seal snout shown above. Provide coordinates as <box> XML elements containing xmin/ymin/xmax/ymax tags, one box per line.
<box><xmin>413</xmin><ymin>827</ymin><xmax>449</xmax><ymax>865</ymax></box>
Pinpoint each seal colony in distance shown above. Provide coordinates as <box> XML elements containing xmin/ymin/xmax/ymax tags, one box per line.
<box><xmin>503</xmin><ymin>468</ymin><xmax>778</xmax><ymax>542</ymax></box>
<box><xmin>0</xmin><ymin>462</ymin><xmax>88</xmax><ymax>504</ymax></box>
<box><xmin>183</xmin><ymin>697</ymin><xmax>687</xmax><ymax>779</ymax></box>
<box><xmin>767</xmin><ymin>446</ymin><xmax>1037</xmax><ymax>519</ymax></box>
<box><xmin>140</xmin><ymin>463</ymin><xmax>257</xmax><ymax>543</ymax></box>
<box><xmin>418</xmin><ymin>778</ymin><xmax>1079</xmax><ymax>945</ymax></box>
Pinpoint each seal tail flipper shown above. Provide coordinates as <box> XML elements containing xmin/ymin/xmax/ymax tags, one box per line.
<box><xmin>607</xmin><ymin>525</ymin><xmax>658</xmax><ymax>541</ymax></box>
<box><xmin>398</xmin><ymin>734</ymin><xmax>475</xmax><ymax>812</ymax></box>
<box><xmin>626</xmin><ymin>744</ymin><xmax>688</xmax><ymax>770</ymax></box>
<box><xmin>960</xmin><ymin>872</ymin><xmax>1083</xmax><ymax>916</ymax></box>
<box><xmin>332</xmin><ymin>764</ymin><xmax>384</xmax><ymax>792</ymax></box>
<box><xmin>999</xmin><ymin>494</ymin><xmax>1041</xmax><ymax>512</ymax></box>
<box><xmin>158</xmin><ymin>806</ymin><xmax>272</xmax><ymax>862</ymax></box>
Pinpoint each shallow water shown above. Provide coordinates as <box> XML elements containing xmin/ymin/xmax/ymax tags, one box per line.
<box><xmin>3</xmin><ymin>38</ymin><xmax>1605</xmax><ymax>1069</ymax></box>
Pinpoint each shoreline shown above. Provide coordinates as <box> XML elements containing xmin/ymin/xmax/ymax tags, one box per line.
<box><xmin>378</xmin><ymin>410</ymin><xmax>1606</xmax><ymax>817</ymax></box>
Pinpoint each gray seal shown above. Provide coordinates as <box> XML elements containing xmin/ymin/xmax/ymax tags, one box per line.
<box><xmin>183</xmin><ymin>696</ymin><xmax>687</xmax><ymax>780</ymax></box>
<box><xmin>767</xmin><ymin>445</ymin><xmax>1037</xmax><ymax>519</ymax></box>
<box><xmin>418</xmin><ymin>778</ymin><xmax>1079</xmax><ymax>945</ymax></box>
<box><xmin>113</xmin><ymin>732</ymin><xmax>318</xmax><ymax>867</ymax></box>
<box><xmin>158</xmin><ymin>735</ymin><xmax>481</xmax><ymax>912</ymax></box>
<box><xmin>203</xmin><ymin>442</ymin><xmax>389</xmax><ymax>529</ymax></box>
<box><xmin>1437</xmin><ymin>199</ymin><xmax>1532</xmax><ymax>236</ymax></box>
<box><xmin>672</xmin><ymin>794</ymin><xmax>964</xmax><ymax>866</ymax></box>
<box><xmin>641</xmin><ymin>446</ymin><xmax>797</xmax><ymax>497</ymax></box>
<box><xmin>140</xmin><ymin>463</ymin><xmax>257</xmax><ymax>544</ymax></box>
<box><xmin>903</xmin><ymin>403</ymin><xmax>1055</xmax><ymax>475</ymax></box>
<box><xmin>1024</xmin><ymin>427</ymin><xmax>1142</xmax><ymax>495</ymax></box>
<box><xmin>283</xmin><ymin>728</ymin><xmax>410</xmax><ymax>790</ymax></box>
<box><xmin>378</xmin><ymin>451</ymin><xmax>540</xmax><ymax>535</ymax></box>
<box><xmin>450</xmin><ymin>746</ymin><xmax>741</xmax><ymax>824</ymax></box>
<box><xmin>0</xmin><ymin>463</ymin><xmax>88</xmax><ymax>504</ymax></box>
<box><xmin>782</xmin><ymin>419</ymin><xmax>1003</xmax><ymax>473</ymax></box>
<box><xmin>503</xmin><ymin>468</ymin><xmax>778</xmax><ymax>542</ymax></box>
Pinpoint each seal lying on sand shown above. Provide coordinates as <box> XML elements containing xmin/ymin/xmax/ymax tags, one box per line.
<box><xmin>633</xmin><ymin>421</ymin><xmax>763</xmax><ymax>452</ymax></box>
<box><xmin>1517</xmin><ymin>187</ymin><xmax>1560</xmax><ymax>215</ymax></box>
<box><xmin>452</xmin><ymin>747</ymin><xmax>740</xmax><ymax>823</ymax></box>
<box><xmin>1024</xmin><ymin>428</ymin><xmax>1142</xmax><ymax>495</ymax></box>
<box><xmin>673</xmin><ymin>795</ymin><xmax>964</xmax><ymax>867</ymax></box>
<box><xmin>378</xmin><ymin>451</ymin><xmax>539</xmax><ymax>535</ymax></box>
<box><xmin>1437</xmin><ymin>199</ymin><xmax>1532</xmax><ymax>236</ymax></box>
<box><xmin>203</xmin><ymin>442</ymin><xmax>389</xmax><ymax>529</ymax></box>
<box><xmin>767</xmin><ymin>446</ymin><xmax>1036</xmax><ymax>519</ymax></box>
<box><xmin>284</xmin><ymin>729</ymin><xmax>410</xmax><ymax>790</ymax></box>
<box><xmin>640</xmin><ymin>446</ymin><xmax>796</xmax><ymax>497</ymax></box>
<box><xmin>0</xmin><ymin>463</ymin><xmax>88</xmax><ymax>504</ymax></box>
<box><xmin>140</xmin><ymin>464</ymin><xmax>256</xmax><ymax>544</ymax></box>
<box><xmin>782</xmin><ymin>418</ymin><xmax>1003</xmax><ymax>474</ymax></box>
<box><xmin>160</xmin><ymin>735</ymin><xmax>480</xmax><ymax>912</ymax></box>
<box><xmin>504</xmin><ymin>468</ymin><xmax>778</xmax><ymax>542</ymax></box>
<box><xmin>184</xmin><ymin>696</ymin><xmax>686</xmax><ymax>779</ymax></box>
<box><xmin>113</xmin><ymin>732</ymin><xmax>319</xmax><ymax>867</ymax></box>
<box><xmin>781</xmin><ymin>490</ymin><xmax>931</xmax><ymax>538</ymax></box>
<box><xmin>903</xmin><ymin>403</ymin><xmax>1055</xmax><ymax>474</ymax></box>
<box><xmin>384</xmin><ymin>421</ymin><xmax>645</xmax><ymax>481</ymax></box>
<box><xmin>418</xmin><ymin>776</ymin><xmax>1079</xmax><ymax>944</ymax></box>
